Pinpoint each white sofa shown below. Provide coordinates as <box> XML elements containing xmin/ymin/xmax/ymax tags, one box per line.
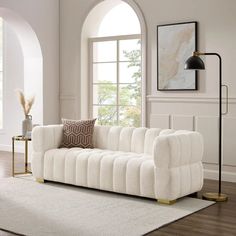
<box><xmin>31</xmin><ymin>125</ymin><xmax>204</xmax><ymax>204</ymax></box>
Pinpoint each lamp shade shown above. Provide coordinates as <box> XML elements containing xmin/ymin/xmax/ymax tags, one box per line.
<box><xmin>184</xmin><ymin>55</ymin><xmax>205</xmax><ymax>70</ymax></box>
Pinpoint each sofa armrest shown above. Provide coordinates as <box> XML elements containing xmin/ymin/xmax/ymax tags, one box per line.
<box><xmin>32</xmin><ymin>125</ymin><xmax>63</xmax><ymax>152</ymax></box>
<box><xmin>153</xmin><ymin>131</ymin><xmax>204</xmax><ymax>168</ymax></box>
<box><xmin>153</xmin><ymin>131</ymin><xmax>204</xmax><ymax>201</ymax></box>
<box><xmin>31</xmin><ymin>125</ymin><xmax>63</xmax><ymax>179</ymax></box>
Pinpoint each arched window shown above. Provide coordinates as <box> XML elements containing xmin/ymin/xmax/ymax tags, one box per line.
<box><xmin>89</xmin><ymin>1</ymin><xmax>142</xmax><ymax>127</ymax></box>
<box><xmin>98</xmin><ymin>3</ymin><xmax>140</xmax><ymax>37</ymax></box>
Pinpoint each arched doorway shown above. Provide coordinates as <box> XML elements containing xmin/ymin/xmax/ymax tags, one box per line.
<box><xmin>0</xmin><ymin>8</ymin><xmax>43</xmax><ymax>151</ymax></box>
<box><xmin>0</xmin><ymin>8</ymin><xmax>43</xmax><ymax>125</ymax></box>
<box><xmin>80</xmin><ymin>0</ymin><xmax>146</xmax><ymax>126</ymax></box>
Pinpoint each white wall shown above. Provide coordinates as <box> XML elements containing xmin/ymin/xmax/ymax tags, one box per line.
<box><xmin>0</xmin><ymin>23</ymin><xmax>24</xmax><ymax>152</ymax></box>
<box><xmin>140</xmin><ymin>0</ymin><xmax>236</xmax><ymax>182</ymax></box>
<box><xmin>0</xmin><ymin>0</ymin><xmax>60</xmax><ymax>152</ymax></box>
<box><xmin>0</xmin><ymin>0</ymin><xmax>60</xmax><ymax>125</ymax></box>
<box><xmin>60</xmin><ymin>0</ymin><xmax>236</xmax><ymax>182</ymax></box>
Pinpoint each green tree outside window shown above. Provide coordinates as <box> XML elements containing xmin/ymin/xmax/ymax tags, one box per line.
<box><xmin>95</xmin><ymin>40</ymin><xmax>141</xmax><ymax>127</ymax></box>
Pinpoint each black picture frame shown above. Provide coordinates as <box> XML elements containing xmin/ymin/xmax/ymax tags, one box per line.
<box><xmin>157</xmin><ymin>21</ymin><xmax>198</xmax><ymax>91</ymax></box>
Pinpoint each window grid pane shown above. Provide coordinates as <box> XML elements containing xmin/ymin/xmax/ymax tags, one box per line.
<box><xmin>91</xmin><ymin>36</ymin><xmax>141</xmax><ymax>127</ymax></box>
<box><xmin>93</xmin><ymin>41</ymin><xmax>117</xmax><ymax>62</ymax></box>
<box><xmin>119</xmin><ymin>39</ymin><xmax>141</xmax><ymax>61</ymax></box>
<box><xmin>93</xmin><ymin>63</ymin><xmax>117</xmax><ymax>83</ymax></box>
<box><xmin>93</xmin><ymin>84</ymin><xmax>117</xmax><ymax>105</ymax></box>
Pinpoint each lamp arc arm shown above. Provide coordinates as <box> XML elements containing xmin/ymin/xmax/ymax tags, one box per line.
<box><xmin>193</xmin><ymin>51</ymin><xmax>222</xmax><ymax>60</ymax></box>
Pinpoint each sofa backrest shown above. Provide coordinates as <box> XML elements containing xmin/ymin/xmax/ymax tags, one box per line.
<box><xmin>93</xmin><ymin>125</ymin><xmax>176</xmax><ymax>155</ymax></box>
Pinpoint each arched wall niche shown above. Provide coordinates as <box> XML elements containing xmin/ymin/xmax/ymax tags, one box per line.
<box><xmin>0</xmin><ymin>7</ymin><xmax>43</xmax><ymax>125</ymax></box>
<box><xmin>80</xmin><ymin>0</ymin><xmax>147</xmax><ymax>126</ymax></box>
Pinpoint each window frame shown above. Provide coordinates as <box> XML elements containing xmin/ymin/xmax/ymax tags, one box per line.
<box><xmin>89</xmin><ymin>34</ymin><xmax>142</xmax><ymax>126</ymax></box>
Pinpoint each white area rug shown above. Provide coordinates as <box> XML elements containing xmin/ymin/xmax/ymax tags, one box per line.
<box><xmin>0</xmin><ymin>177</ymin><xmax>213</xmax><ymax>236</ymax></box>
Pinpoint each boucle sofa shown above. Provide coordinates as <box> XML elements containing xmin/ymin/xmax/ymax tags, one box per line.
<box><xmin>31</xmin><ymin>125</ymin><xmax>204</xmax><ymax>204</ymax></box>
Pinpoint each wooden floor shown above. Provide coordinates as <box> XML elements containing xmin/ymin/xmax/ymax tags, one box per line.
<box><xmin>0</xmin><ymin>151</ymin><xmax>236</xmax><ymax>236</ymax></box>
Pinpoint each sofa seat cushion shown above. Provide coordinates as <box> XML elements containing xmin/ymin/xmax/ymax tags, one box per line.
<box><xmin>44</xmin><ymin>148</ymin><xmax>156</xmax><ymax>199</ymax></box>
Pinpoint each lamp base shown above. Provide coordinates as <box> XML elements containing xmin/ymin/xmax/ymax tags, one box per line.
<box><xmin>202</xmin><ymin>192</ymin><xmax>228</xmax><ymax>202</ymax></box>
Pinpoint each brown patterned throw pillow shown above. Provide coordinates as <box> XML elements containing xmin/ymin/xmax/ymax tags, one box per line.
<box><xmin>60</xmin><ymin>118</ymin><xmax>96</xmax><ymax>148</ymax></box>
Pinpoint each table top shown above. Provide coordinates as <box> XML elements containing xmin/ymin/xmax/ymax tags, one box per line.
<box><xmin>12</xmin><ymin>135</ymin><xmax>31</xmax><ymax>141</ymax></box>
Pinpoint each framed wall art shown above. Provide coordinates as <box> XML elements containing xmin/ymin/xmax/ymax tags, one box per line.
<box><xmin>157</xmin><ymin>21</ymin><xmax>198</xmax><ymax>91</ymax></box>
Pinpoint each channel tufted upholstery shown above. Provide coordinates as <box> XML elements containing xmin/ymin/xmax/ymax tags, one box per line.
<box><xmin>31</xmin><ymin>125</ymin><xmax>204</xmax><ymax>201</ymax></box>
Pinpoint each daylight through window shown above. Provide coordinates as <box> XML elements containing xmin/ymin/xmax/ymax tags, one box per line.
<box><xmin>91</xmin><ymin>35</ymin><xmax>141</xmax><ymax>127</ymax></box>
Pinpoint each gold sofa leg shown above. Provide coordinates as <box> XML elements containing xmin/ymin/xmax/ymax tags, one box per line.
<box><xmin>36</xmin><ymin>178</ymin><xmax>44</xmax><ymax>183</ymax></box>
<box><xmin>157</xmin><ymin>199</ymin><xmax>176</xmax><ymax>205</ymax></box>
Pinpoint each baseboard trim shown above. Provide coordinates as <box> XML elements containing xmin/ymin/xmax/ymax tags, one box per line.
<box><xmin>204</xmin><ymin>169</ymin><xmax>236</xmax><ymax>183</ymax></box>
<box><xmin>0</xmin><ymin>144</ymin><xmax>24</xmax><ymax>153</ymax></box>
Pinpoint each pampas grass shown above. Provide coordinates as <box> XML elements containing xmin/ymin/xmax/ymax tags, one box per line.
<box><xmin>15</xmin><ymin>89</ymin><xmax>35</xmax><ymax>117</ymax></box>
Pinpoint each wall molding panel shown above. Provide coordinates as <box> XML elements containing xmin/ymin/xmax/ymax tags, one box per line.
<box><xmin>149</xmin><ymin>99</ymin><xmax>236</xmax><ymax>183</ymax></box>
<box><xmin>172</xmin><ymin>115</ymin><xmax>194</xmax><ymax>131</ymax></box>
<box><xmin>195</xmin><ymin>116</ymin><xmax>219</xmax><ymax>164</ymax></box>
<box><xmin>223</xmin><ymin>117</ymin><xmax>236</xmax><ymax>166</ymax></box>
<box><xmin>150</xmin><ymin>114</ymin><xmax>170</xmax><ymax>129</ymax></box>
<box><xmin>147</xmin><ymin>95</ymin><xmax>236</xmax><ymax>104</ymax></box>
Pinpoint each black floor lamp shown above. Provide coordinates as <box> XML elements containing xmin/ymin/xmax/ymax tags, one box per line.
<box><xmin>185</xmin><ymin>51</ymin><xmax>228</xmax><ymax>202</ymax></box>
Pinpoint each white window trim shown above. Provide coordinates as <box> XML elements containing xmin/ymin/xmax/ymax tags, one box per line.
<box><xmin>89</xmin><ymin>34</ymin><xmax>144</xmax><ymax>126</ymax></box>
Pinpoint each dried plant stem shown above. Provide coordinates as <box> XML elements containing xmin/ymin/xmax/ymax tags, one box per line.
<box><xmin>15</xmin><ymin>89</ymin><xmax>35</xmax><ymax>117</ymax></box>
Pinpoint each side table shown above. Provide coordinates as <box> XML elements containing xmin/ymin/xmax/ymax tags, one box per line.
<box><xmin>12</xmin><ymin>135</ymin><xmax>32</xmax><ymax>176</ymax></box>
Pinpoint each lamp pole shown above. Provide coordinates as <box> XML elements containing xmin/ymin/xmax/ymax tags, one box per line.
<box><xmin>185</xmin><ymin>52</ymin><xmax>228</xmax><ymax>201</ymax></box>
<box><xmin>202</xmin><ymin>53</ymin><xmax>222</xmax><ymax>196</ymax></box>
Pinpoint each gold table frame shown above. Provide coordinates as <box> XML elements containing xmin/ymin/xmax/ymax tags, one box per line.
<box><xmin>12</xmin><ymin>135</ymin><xmax>32</xmax><ymax>176</ymax></box>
